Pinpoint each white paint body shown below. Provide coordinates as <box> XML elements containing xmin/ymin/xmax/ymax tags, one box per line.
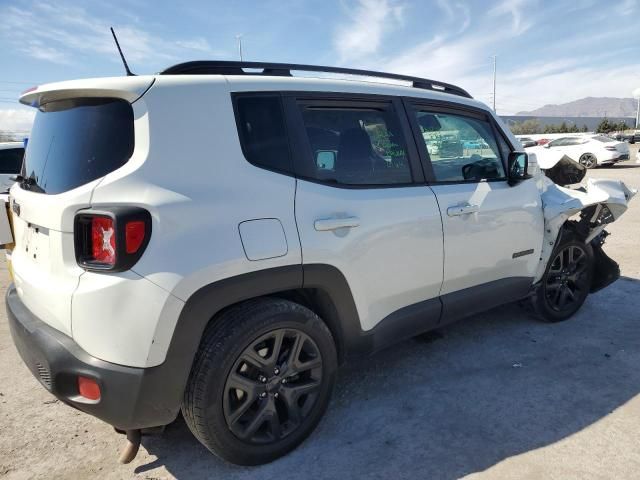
<box><xmin>5</xmin><ymin>74</ymin><xmax>635</xmax><ymax>368</ymax></box>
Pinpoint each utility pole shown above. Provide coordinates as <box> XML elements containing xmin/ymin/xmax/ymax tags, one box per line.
<box><xmin>633</xmin><ymin>88</ymin><xmax>640</xmax><ymax>130</ymax></box>
<box><xmin>236</xmin><ymin>34</ymin><xmax>243</xmax><ymax>61</ymax></box>
<box><xmin>492</xmin><ymin>55</ymin><xmax>497</xmax><ymax>113</ymax></box>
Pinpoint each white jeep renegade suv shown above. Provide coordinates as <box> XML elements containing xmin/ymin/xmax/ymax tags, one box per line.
<box><xmin>5</xmin><ymin>61</ymin><xmax>635</xmax><ymax>466</ymax></box>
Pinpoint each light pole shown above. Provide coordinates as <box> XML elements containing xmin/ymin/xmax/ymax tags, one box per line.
<box><xmin>236</xmin><ymin>34</ymin><xmax>244</xmax><ymax>61</ymax></box>
<box><xmin>633</xmin><ymin>88</ymin><xmax>640</xmax><ymax>130</ymax></box>
<box><xmin>492</xmin><ymin>55</ymin><xmax>497</xmax><ymax>113</ymax></box>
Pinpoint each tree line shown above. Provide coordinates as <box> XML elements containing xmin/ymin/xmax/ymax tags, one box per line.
<box><xmin>508</xmin><ymin>119</ymin><xmax>588</xmax><ymax>135</ymax></box>
<box><xmin>508</xmin><ymin>118</ymin><xmax>633</xmax><ymax>135</ymax></box>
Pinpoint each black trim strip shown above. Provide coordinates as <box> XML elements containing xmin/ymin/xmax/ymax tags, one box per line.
<box><xmin>161</xmin><ymin>61</ymin><xmax>473</xmax><ymax>98</ymax></box>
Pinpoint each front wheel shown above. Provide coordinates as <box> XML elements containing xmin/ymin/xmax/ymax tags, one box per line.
<box><xmin>532</xmin><ymin>237</ymin><xmax>594</xmax><ymax>322</ymax></box>
<box><xmin>182</xmin><ymin>298</ymin><xmax>337</xmax><ymax>466</ymax></box>
<box><xmin>579</xmin><ymin>153</ymin><xmax>598</xmax><ymax>169</ymax></box>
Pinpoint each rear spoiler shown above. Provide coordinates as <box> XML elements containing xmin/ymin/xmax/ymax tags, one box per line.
<box><xmin>20</xmin><ymin>76</ymin><xmax>156</xmax><ymax>108</ymax></box>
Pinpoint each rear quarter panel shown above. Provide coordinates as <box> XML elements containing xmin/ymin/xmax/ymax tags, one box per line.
<box><xmin>81</xmin><ymin>76</ymin><xmax>302</xmax><ymax>365</ymax></box>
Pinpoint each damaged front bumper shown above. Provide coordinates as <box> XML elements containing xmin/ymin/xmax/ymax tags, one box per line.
<box><xmin>528</xmin><ymin>151</ymin><xmax>637</xmax><ymax>286</ymax></box>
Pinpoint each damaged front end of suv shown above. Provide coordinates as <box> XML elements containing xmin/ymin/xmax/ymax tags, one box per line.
<box><xmin>529</xmin><ymin>151</ymin><xmax>636</xmax><ymax>297</ymax></box>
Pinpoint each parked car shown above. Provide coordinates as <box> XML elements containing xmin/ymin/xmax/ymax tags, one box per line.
<box><xmin>516</xmin><ymin>136</ymin><xmax>538</xmax><ymax>148</ymax></box>
<box><xmin>462</xmin><ymin>139</ymin><xmax>489</xmax><ymax>149</ymax></box>
<box><xmin>4</xmin><ymin>61</ymin><xmax>635</xmax><ymax>466</ymax></box>
<box><xmin>0</xmin><ymin>142</ymin><xmax>24</xmax><ymax>192</ymax></box>
<box><xmin>542</xmin><ymin>135</ymin><xmax>629</xmax><ymax>168</ymax></box>
<box><xmin>611</xmin><ymin>131</ymin><xmax>639</xmax><ymax>143</ymax></box>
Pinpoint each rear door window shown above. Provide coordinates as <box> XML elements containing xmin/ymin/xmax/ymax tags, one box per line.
<box><xmin>0</xmin><ymin>148</ymin><xmax>24</xmax><ymax>174</ymax></box>
<box><xmin>22</xmin><ymin>98</ymin><xmax>134</xmax><ymax>194</ymax></box>
<box><xmin>296</xmin><ymin>101</ymin><xmax>412</xmax><ymax>186</ymax></box>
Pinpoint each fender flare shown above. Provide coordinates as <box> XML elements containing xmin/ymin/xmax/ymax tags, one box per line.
<box><xmin>147</xmin><ymin>263</ymin><xmax>363</xmax><ymax>425</ymax></box>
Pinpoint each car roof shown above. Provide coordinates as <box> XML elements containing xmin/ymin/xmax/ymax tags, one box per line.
<box><xmin>0</xmin><ymin>142</ymin><xmax>24</xmax><ymax>150</ymax></box>
<box><xmin>21</xmin><ymin>62</ymin><xmax>495</xmax><ymax>117</ymax></box>
<box><xmin>161</xmin><ymin>60</ymin><xmax>473</xmax><ymax>99</ymax></box>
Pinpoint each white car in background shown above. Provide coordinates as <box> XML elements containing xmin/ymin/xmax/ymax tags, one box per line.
<box><xmin>541</xmin><ymin>135</ymin><xmax>629</xmax><ymax>168</ymax></box>
<box><xmin>0</xmin><ymin>142</ymin><xmax>25</xmax><ymax>192</ymax></box>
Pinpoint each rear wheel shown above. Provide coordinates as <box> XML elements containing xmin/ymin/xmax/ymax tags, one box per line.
<box><xmin>182</xmin><ymin>298</ymin><xmax>337</xmax><ymax>465</ymax></box>
<box><xmin>579</xmin><ymin>153</ymin><xmax>597</xmax><ymax>169</ymax></box>
<box><xmin>532</xmin><ymin>237</ymin><xmax>594</xmax><ymax>322</ymax></box>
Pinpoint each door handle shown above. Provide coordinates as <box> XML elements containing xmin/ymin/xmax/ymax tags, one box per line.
<box><xmin>314</xmin><ymin>216</ymin><xmax>360</xmax><ymax>232</ymax></box>
<box><xmin>447</xmin><ymin>203</ymin><xmax>479</xmax><ymax>217</ymax></box>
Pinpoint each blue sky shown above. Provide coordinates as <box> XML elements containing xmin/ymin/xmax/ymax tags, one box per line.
<box><xmin>1</xmin><ymin>0</ymin><xmax>639</xmax><ymax>133</ymax></box>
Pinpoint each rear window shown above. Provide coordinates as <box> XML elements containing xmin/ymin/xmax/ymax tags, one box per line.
<box><xmin>22</xmin><ymin>98</ymin><xmax>134</xmax><ymax>194</ymax></box>
<box><xmin>234</xmin><ymin>95</ymin><xmax>293</xmax><ymax>174</ymax></box>
<box><xmin>0</xmin><ymin>148</ymin><xmax>24</xmax><ymax>174</ymax></box>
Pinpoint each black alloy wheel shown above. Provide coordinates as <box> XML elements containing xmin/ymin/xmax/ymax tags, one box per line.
<box><xmin>533</xmin><ymin>237</ymin><xmax>594</xmax><ymax>322</ymax></box>
<box><xmin>544</xmin><ymin>244</ymin><xmax>590</xmax><ymax>314</ymax></box>
<box><xmin>182</xmin><ymin>298</ymin><xmax>337</xmax><ymax>466</ymax></box>
<box><xmin>223</xmin><ymin>328</ymin><xmax>323</xmax><ymax>444</ymax></box>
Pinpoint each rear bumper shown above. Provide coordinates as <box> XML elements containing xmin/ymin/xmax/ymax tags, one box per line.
<box><xmin>6</xmin><ymin>284</ymin><xmax>182</xmax><ymax>430</ymax></box>
<box><xmin>600</xmin><ymin>153</ymin><xmax>629</xmax><ymax>164</ymax></box>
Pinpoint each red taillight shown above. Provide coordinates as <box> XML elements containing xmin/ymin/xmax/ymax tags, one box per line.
<box><xmin>125</xmin><ymin>221</ymin><xmax>145</xmax><ymax>254</ymax></box>
<box><xmin>77</xmin><ymin>376</ymin><xmax>101</xmax><ymax>401</ymax></box>
<box><xmin>75</xmin><ymin>208</ymin><xmax>151</xmax><ymax>272</ymax></box>
<box><xmin>91</xmin><ymin>217</ymin><xmax>116</xmax><ymax>265</ymax></box>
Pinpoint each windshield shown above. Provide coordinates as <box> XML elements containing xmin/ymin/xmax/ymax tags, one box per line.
<box><xmin>592</xmin><ymin>135</ymin><xmax>615</xmax><ymax>143</ymax></box>
<box><xmin>21</xmin><ymin>97</ymin><xmax>134</xmax><ymax>194</ymax></box>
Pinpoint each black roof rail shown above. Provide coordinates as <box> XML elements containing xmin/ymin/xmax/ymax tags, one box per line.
<box><xmin>160</xmin><ymin>61</ymin><xmax>473</xmax><ymax>99</ymax></box>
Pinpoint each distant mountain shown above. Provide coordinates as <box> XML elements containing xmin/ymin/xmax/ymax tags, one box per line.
<box><xmin>516</xmin><ymin>97</ymin><xmax>637</xmax><ymax>117</ymax></box>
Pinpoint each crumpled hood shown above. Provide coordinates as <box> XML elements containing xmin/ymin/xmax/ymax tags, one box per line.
<box><xmin>528</xmin><ymin>148</ymin><xmax>587</xmax><ymax>185</ymax></box>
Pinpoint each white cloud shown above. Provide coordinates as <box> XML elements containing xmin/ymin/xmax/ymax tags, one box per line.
<box><xmin>334</xmin><ymin>0</ymin><xmax>405</xmax><ymax>63</ymax></box>
<box><xmin>343</xmin><ymin>0</ymin><xmax>640</xmax><ymax>115</ymax></box>
<box><xmin>0</xmin><ymin>109</ymin><xmax>35</xmax><ymax>135</ymax></box>
<box><xmin>619</xmin><ymin>0</ymin><xmax>637</xmax><ymax>15</ymax></box>
<box><xmin>436</xmin><ymin>0</ymin><xmax>471</xmax><ymax>34</ymax></box>
<box><xmin>488</xmin><ymin>0</ymin><xmax>536</xmax><ymax>35</ymax></box>
<box><xmin>0</xmin><ymin>2</ymin><xmax>221</xmax><ymax>67</ymax></box>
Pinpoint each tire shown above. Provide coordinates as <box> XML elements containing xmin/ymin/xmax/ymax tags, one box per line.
<box><xmin>532</xmin><ymin>235</ymin><xmax>594</xmax><ymax>322</ymax></box>
<box><xmin>579</xmin><ymin>153</ymin><xmax>598</xmax><ymax>169</ymax></box>
<box><xmin>182</xmin><ymin>297</ymin><xmax>337</xmax><ymax>466</ymax></box>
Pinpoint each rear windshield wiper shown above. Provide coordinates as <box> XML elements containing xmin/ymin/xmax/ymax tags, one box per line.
<box><xmin>13</xmin><ymin>175</ymin><xmax>44</xmax><ymax>193</ymax></box>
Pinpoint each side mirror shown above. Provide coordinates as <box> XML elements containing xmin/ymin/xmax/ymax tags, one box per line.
<box><xmin>507</xmin><ymin>151</ymin><xmax>531</xmax><ymax>186</ymax></box>
<box><xmin>316</xmin><ymin>150</ymin><xmax>336</xmax><ymax>170</ymax></box>
<box><xmin>543</xmin><ymin>143</ymin><xmax>550</xmax><ymax>148</ymax></box>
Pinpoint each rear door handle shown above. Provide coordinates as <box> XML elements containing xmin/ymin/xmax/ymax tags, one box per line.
<box><xmin>447</xmin><ymin>203</ymin><xmax>479</xmax><ymax>217</ymax></box>
<box><xmin>314</xmin><ymin>216</ymin><xmax>360</xmax><ymax>231</ymax></box>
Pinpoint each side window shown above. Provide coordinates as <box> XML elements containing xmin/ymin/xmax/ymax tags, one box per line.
<box><xmin>0</xmin><ymin>148</ymin><xmax>24</xmax><ymax>174</ymax></box>
<box><xmin>298</xmin><ymin>103</ymin><xmax>412</xmax><ymax>186</ymax></box>
<box><xmin>413</xmin><ymin>110</ymin><xmax>506</xmax><ymax>182</ymax></box>
<box><xmin>234</xmin><ymin>95</ymin><xmax>292</xmax><ymax>174</ymax></box>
